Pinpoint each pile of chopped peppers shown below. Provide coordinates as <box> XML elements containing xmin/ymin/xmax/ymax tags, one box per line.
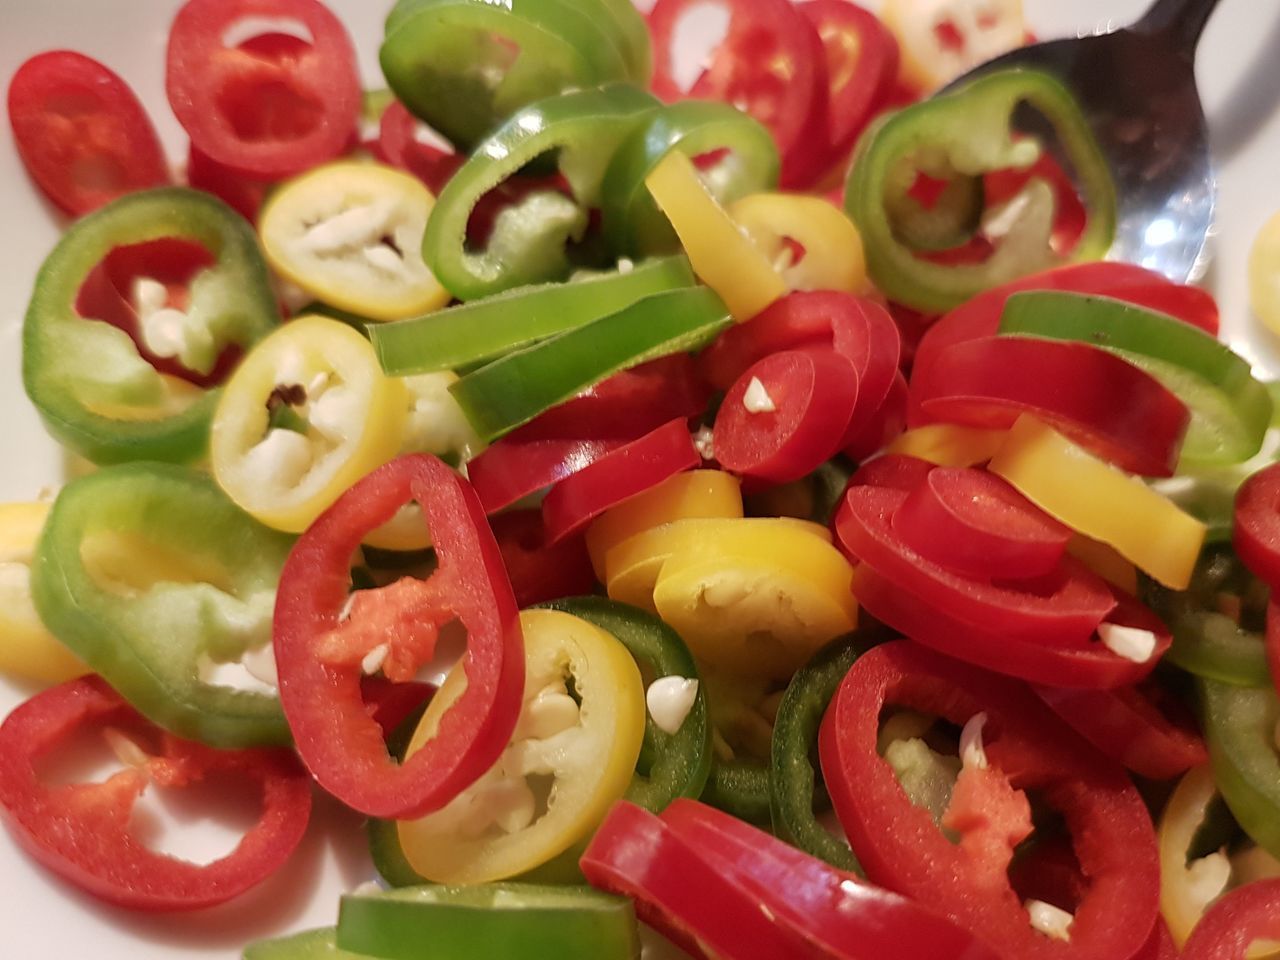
<box><xmin>5</xmin><ymin>1</ymin><xmax>1280</xmax><ymax>959</ymax></box>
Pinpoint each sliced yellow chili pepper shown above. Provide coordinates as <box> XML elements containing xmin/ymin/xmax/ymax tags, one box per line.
<box><xmin>211</xmin><ymin>315</ymin><xmax>408</xmax><ymax>533</ymax></box>
<box><xmin>260</xmin><ymin>161</ymin><xmax>451</xmax><ymax>322</ymax></box>
<box><xmin>988</xmin><ymin>415</ymin><xmax>1205</xmax><ymax>590</ymax></box>
<box><xmin>885</xmin><ymin>423</ymin><xmax>1009</xmax><ymax>466</ymax></box>
<box><xmin>1066</xmin><ymin>534</ymin><xmax>1139</xmax><ymax>596</ymax></box>
<box><xmin>585</xmin><ymin>469</ymin><xmax>743</xmax><ymax>581</ymax></box>
<box><xmin>645</xmin><ymin>150</ymin><xmax>787</xmax><ymax>321</ymax></box>
<box><xmin>727</xmin><ymin>192</ymin><xmax>868</xmax><ymax>295</ymax></box>
<box><xmin>1249</xmin><ymin>209</ymin><xmax>1280</xmax><ymax>337</ymax></box>
<box><xmin>0</xmin><ymin>502</ymin><xmax>87</xmax><ymax>686</ymax></box>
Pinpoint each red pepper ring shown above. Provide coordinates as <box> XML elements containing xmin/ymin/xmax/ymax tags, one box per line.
<box><xmin>713</xmin><ymin>348</ymin><xmax>859</xmax><ymax>485</ymax></box>
<box><xmin>847</xmin><ymin>452</ymin><xmax>936</xmax><ymax>492</ymax></box>
<box><xmin>466</xmin><ymin>436</ymin><xmax>627</xmax><ymax>515</ymax></box>
<box><xmin>1233</xmin><ymin>462</ymin><xmax>1280</xmax><ymax>594</ymax></box>
<box><xmin>0</xmin><ymin>675</ymin><xmax>311</xmax><ymax>911</ymax></box>
<box><xmin>843</xmin><ymin>368</ymin><xmax>909</xmax><ymax>462</ymax></box>
<box><xmin>1181</xmin><ymin>879</ymin><xmax>1280</xmax><ymax>960</ymax></box>
<box><xmin>165</xmin><ymin>0</ymin><xmax>361</xmax><ymax>180</ymax></box>
<box><xmin>818</xmin><ymin>641</ymin><xmax>1161</xmax><ymax>960</ymax></box>
<box><xmin>891</xmin><ymin>466</ymin><xmax>1071</xmax><ymax>580</ymax></box>
<box><xmin>274</xmin><ymin>454</ymin><xmax>524</xmax><ymax>820</ymax></box>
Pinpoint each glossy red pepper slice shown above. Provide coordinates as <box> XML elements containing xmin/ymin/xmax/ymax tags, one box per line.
<box><xmin>892</xmin><ymin>466</ymin><xmax>1071</xmax><ymax>580</ymax></box>
<box><xmin>818</xmin><ymin>641</ymin><xmax>1161</xmax><ymax>960</ymax></box>
<box><xmin>274</xmin><ymin>454</ymin><xmax>524</xmax><ymax>820</ymax></box>
<box><xmin>374</xmin><ymin>100</ymin><xmax>463</xmax><ymax>196</ymax></box>
<box><xmin>848</xmin><ymin>452</ymin><xmax>936</xmax><ymax>491</ymax></box>
<box><xmin>8</xmin><ymin>50</ymin><xmax>169</xmax><ymax>216</ymax></box>
<box><xmin>490</xmin><ymin>509</ymin><xmax>597</xmax><ymax>607</ymax></box>
<box><xmin>1234</xmin><ymin>462</ymin><xmax>1280</xmax><ymax>593</ymax></box>
<box><xmin>0</xmin><ymin>675</ymin><xmax>310</xmax><ymax>911</ymax></box>
<box><xmin>542</xmin><ymin>419</ymin><xmax>701</xmax><ymax>543</ymax></box>
<box><xmin>166</xmin><ymin>0</ymin><xmax>360</xmax><ymax>180</ymax></box>
<box><xmin>466</xmin><ymin>437</ymin><xmax>626</xmax><ymax>515</ymax></box>
<box><xmin>843</xmin><ymin>368</ymin><xmax>909</xmax><ymax>461</ymax></box>
<box><xmin>1181</xmin><ymin>879</ymin><xmax>1280</xmax><ymax>960</ymax></box>
<box><xmin>713</xmin><ymin>348</ymin><xmax>859</xmax><ymax>485</ymax></box>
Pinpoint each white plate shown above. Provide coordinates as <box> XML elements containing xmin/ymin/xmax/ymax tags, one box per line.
<box><xmin>2</xmin><ymin>1</ymin><xmax>1280</xmax><ymax>957</ymax></box>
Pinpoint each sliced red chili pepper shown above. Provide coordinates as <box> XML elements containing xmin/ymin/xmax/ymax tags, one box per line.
<box><xmin>466</xmin><ymin>437</ymin><xmax>627</xmax><ymax>515</ymax></box>
<box><xmin>7</xmin><ymin>50</ymin><xmax>169</xmax><ymax>216</ymax></box>
<box><xmin>818</xmin><ymin>640</ymin><xmax>1161</xmax><ymax>960</ymax></box>
<box><xmin>1032</xmin><ymin>679</ymin><xmax>1207</xmax><ymax>781</ymax></box>
<box><xmin>848</xmin><ymin>451</ymin><xmax>936</xmax><ymax>491</ymax></box>
<box><xmin>166</xmin><ymin>0</ymin><xmax>361</xmax><ymax>180</ymax></box>
<box><xmin>0</xmin><ymin>675</ymin><xmax>310</xmax><ymax>911</ymax></box>
<box><xmin>542</xmin><ymin>419</ymin><xmax>701</xmax><ymax>543</ymax></box>
<box><xmin>491</xmin><ymin>508</ymin><xmax>597</xmax><ymax>606</ymax></box>
<box><xmin>843</xmin><ymin>368</ymin><xmax>909</xmax><ymax>461</ymax></box>
<box><xmin>917</xmin><ymin>336</ymin><xmax>1190</xmax><ymax>477</ymax></box>
<box><xmin>374</xmin><ymin>100</ymin><xmax>463</xmax><ymax>196</ymax></box>
<box><xmin>648</xmin><ymin>0</ymin><xmax>829</xmax><ymax>188</ymax></box>
<box><xmin>1180</xmin><ymin>879</ymin><xmax>1280</xmax><ymax>960</ymax></box>
<box><xmin>360</xmin><ymin>676</ymin><xmax>435</xmax><ymax>739</ymax></box>
<box><xmin>985</xmin><ymin>150</ymin><xmax>1088</xmax><ymax>256</ymax></box>
<box><xmin>891</xmin><ymin>466</ymin><xmax>1071</xmax><ymax>580</ymax></box>
<box><xmin>273</xmin><ymin>454</ymin><xmax>524</xmax><ymax>820</ymax></box>
<box><xmin>185</xmin><ymin>143</ymin><xmax>272</xmax><ymax>223</ymax></box>
<box><xmin>1135</xmin><ymin>920</ymin><xmax>1180</xmax><ymax>960</ymax></box>
<box><xmin>1234</xmin><ymin>462</ymin><xmax>1280</xmax><ymax>593</ymax></box>
<box><xmin>713</xmin><ymin>348</ymin><xmax>859</xmax><ymax>485</ymax></box>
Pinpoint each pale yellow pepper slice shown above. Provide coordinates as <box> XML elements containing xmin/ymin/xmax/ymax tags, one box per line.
<box><xmin>988</xmin><ymin>415</ymin><xmax>1206</xmax><ymax>590</ymax></box>
<box><xmin>0</xmin><ymin>502</ymin><xmax>88</xmax><ymax>686</ymax></box>
<box><xmin>585</xmin><ymin>469</ymin><xmax>743</xmax><ymax>581</ymax></box>
<box><xmin>886</xmin><ymin>423</ymin><xmax>1009</xmax><ymax>467</ymax></box>
<box><xmin>645</xmin><ymin>150</ymin><xmax>787</xmax><ymax>321</ymax></box>
<box><xmin>728</xmin><ymin>192</ymin><xmax>868</xmax><ymax>295</ymax></box>
<box><xmin>1066</xmin><ymin>535</ymin><xmax>1139</xmax><ymax>596</ymax></box>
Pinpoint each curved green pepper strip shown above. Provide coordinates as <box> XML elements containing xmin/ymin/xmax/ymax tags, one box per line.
<box><xmin>382</xmin><ymin>0</ymin><xmax>630</xmax><ymax>150</ymax></box>
<box><xmin>423</xmin><ymin>85</ymin><xmax>659</xmax><ymax>300</ymax></box>
<box><xmin>449</xmin><ymin>285</ymin><xmax>732</xmax><ymax>441</ymax></box>
<box><xmin>846</xmin><ymin>67</ymin><xmax>1116</xmax><ymax>313</ymax></box>
<box><xmin>1143</xmin><ymin>544</ymin><xmax>1272</xmax><ymax>688</ymax></box>
<box><xmin>1202</xmin><ymin>678</ymin><xmax>1280</xmax><ymax>859</ymax></box>
<box><xmin>30</xmin><ymin>463</ymin><xmax>294</xmax><ymax>747</ymax></box>
<box><xmin>370</xmin><ymin>255</ymin><xmax>695</xmax><ymax>375</ymax></box>
<box><xmin>543</xmin><ymin>596</ymin><xmax>713</xmax><ymax>812</ymax></box>
<box><xmin>602</xmin><ymin>101</ymin><xmax>780</xmax><ymax>256</ymax></box>
<box><xmin>1000</xmin><ymin>291</ymin><xmax>1272</xmax><ymax>467</ymax></box>
<box><xmin>589</xmin><ymin>0</ymin><xmax>653</xmax><ymax>85</ymax></box>
<box><xmin>702</xmin><ymin>759</ymin><xmax>773</xmax><ymax>826</ymax></box>
<box><xmin>770</xmin><ymin>632</ymin><xmax>862</xmax><ymax>871</ymax></box>
<box><xmin>23</xmin><ymin>188</ymin><xmax>279</xmax><ymax>465</ymax></box>
<box><xmin>338</xmin><ymin>884</ymin><xmax>639</xmax><ymax>960</ymax></box>
<box><xmin>244</xmin><ymin>928</ymin><xmax>359</xmax><ymax>959</ymax></box>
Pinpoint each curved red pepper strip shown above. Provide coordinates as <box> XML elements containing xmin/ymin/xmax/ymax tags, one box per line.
<box><xmin>1234</xmin><ymin>462</ymin><xmax>1280</xmax><ymax>594</ymax></box>
<box><xmin>467</xmin><ymin>437</ymin><xmax>626</xmax><ymax>515</ymax></box>
<box><xmin>490</xmin><ymin>509</ymin><xmax>597</xmax><ymax>607</ymax></box>
<box><xmin>0</xmin><ymin>675</ymin><xmax>311</xmax><ymax>911</ymax></box>
<box><xmin>818</xmin><ymin>641</ymin><xmax>1161</xmax><ymax>959</ymax></box>
<box><xmin>843</xmin><ymin>368</ymin><xmax>909</xmax><ymax>461</ymax></box>
<box><xmin>1181</xmin><ymin>879</ymin><xmax>1280</xmax><ymax>960</ymax></box>
<box><xmin>848</xmin><ymin>451</ymin><xmax>936</xmax><ymax>491</ymax></box>
<box><xmin>274</xmin><ymin>454</ymin><xmax>524</xmax><ymax>820</ymax></box>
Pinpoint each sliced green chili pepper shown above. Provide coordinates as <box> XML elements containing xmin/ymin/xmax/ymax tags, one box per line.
<box><xmin>30</xmin><ymin>463</ymin><xmax>294</xmax><ymax>747</ymax></box>
<box><xmin>450</xmin><ymin>285</ymin><xmax>732</xmax><ymax>441</ymax></box>
<box><xmin>1143</xmin><ymin>544</ymin><xmax>1272</xmax><ymax>688</ymax></box>
<box><xmin>382</xmin><ymin>0</ymin><xmax>633</xmax><ymax>150</ymax></box>
<box><xmin>371</xmin><ymin>255</ymin><xmax>695</xmax><ymax>375</ymax></box>
<box><xmin>544</xmin><ymin>596</ymin><xmax>713</xmax><ymax>811</ymax></box>
<box><xmin>1000</xmin><ymin>291</ymin><xmax>1272</xmax><ymax>467</ymax></box>
<box><xmin>1202</xmin><ymin>678</ymin><xmax>1280</xmax><ymax>859</ymax></box>
<box><xmin>23</xmin><ymin>188</ymin><xmax>279</xmax><ymax>465</ymax></box>
<box><xmin>602</xmin><ymin>101</ymin><xmax>780</xmax><ymax>256</ymax></box>
<box><xmin>337</xmin><ymin>883</ymin><xmax>640</xmax><ymax>960</ymax></box>
<box><xmin>846</xmin><ymin>68</ymin><xmax>1116</xmax><ymax>313</ymax></box>
<box><xmin>702</xmin><ymin>759</ymin><xmax>773</xmax><ymax>826</ymax></box>
<box><xmin>770</xmin><ymin>632</ymin><xmax>862</xmax><ymax>871</ymax></box>
<box><xmin>244</xmin><ymin>928</ymin><xmax>362</xmax><ymax>960</ymax></box>
<box><xmin>423</xmin><ymin>85</ymin><xmax>659</xmax><ymax>300</ymax></box>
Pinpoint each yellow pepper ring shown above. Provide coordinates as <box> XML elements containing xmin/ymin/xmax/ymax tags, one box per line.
<box><xmin>727</xmin><ymin>192</ymin><xmax>869</xmax><ymax>296</ymax></box>
<box><xmin>988</xmin><ymin>415</ymin><xmax>1205</xmax><ymax>590</ymax></box>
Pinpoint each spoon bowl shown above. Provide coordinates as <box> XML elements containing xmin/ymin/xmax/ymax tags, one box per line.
<box><xmin>946</xmin><ymin>0</ymin><xmax>1222</xmax><ymax>283</ymax></box>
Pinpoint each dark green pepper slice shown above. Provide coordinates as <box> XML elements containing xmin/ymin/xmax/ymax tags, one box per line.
<box><xmin>23</xmin><ymin>188</ymin><xmax>279</xmax><ymax>465</ymax></box>
<box><xmin>31</xmin><ymin>462</ymin><xmax>294</xmax><ymax>747</ymax></box>
<box><xmin>701</xmin><ymin>759</ymin><xmax>773</xmax><ymax>826</ymax></box>
<box><xmin>1202</xmin><ymin>678</ymin><xmax>1280</xmax><ymax>859</ymax></box>
<box><xmin>847</xmin><ymin>68</ymin><xmax>1116</xmax><ymax>313</ymax></box>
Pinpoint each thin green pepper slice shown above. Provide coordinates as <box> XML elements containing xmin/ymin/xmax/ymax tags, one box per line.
<box><xmin>244</xmin><ymin>929</ymin><xmax>364</xmax><ymax>960</ymax></box>
<box><xmin>544</xmin><ymin>596</ymin><xmax>713</xmax><ymax>812</ymax></box>
<box><xmin>770</xmin><ymin>632</ymin><xmax>862</xmax><ymax>871</ymax></box>
<box><xmin>1000</xmin><ymin>291</ymin><xmax>1272</xmax><ymax>467</ymax></box>
<box><xmin>370</xmin><ymin>255</ymin><xmax>695</xmax><ymax>375</ymax></box>
<box><xmin>423</xmin><ymin>85</ymin><xmax>659</xmax><ymax>300</ymax></box>
<box><xmin>30</xmin><ymin>463</ymin><xmax>294</xmax><ymax>747</ymax></box>
<box><xmin>847</xmin><ymin>68</ymin><xmax>1116</xmax><ymax>313</ymax></box>
<box><xmin>1202</xmin><ymin>678</ymin><xmax>1280</xmax><ymax>859</ymax></box>
<box><xmin>701</xmin><ymin>759</ymin><xmax>773</xmax><ymax>826</ymax></box>
<box><xmin>337</xmin><ymin>883</ymin><xmax>640</xmax><ymax>960</ymax></box>
<box><xmin>602</xmin><ymin>101</ymin><xmax>780</xmax><ymax>256</ymax></box>
<box><xmin>449</xmin><ymin>285</ymin><xmax>732</xmax><ymax>441</ymax></box>
<box><xmin>23</xmin><ymin>188</ymin><xmax>279</xmax><ymax>465</ymax></box>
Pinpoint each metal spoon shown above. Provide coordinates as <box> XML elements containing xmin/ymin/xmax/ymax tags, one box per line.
<box><xmin>947</xmin><ymin>0</ymin><xmax>1223</xmax><ymax>283</ymax></box>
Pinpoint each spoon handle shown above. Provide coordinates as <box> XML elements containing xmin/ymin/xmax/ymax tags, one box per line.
<box><xmin>1132</xmin><ymin>0</ymin><xmax>1225</xmax><ymax>54</ymax></box>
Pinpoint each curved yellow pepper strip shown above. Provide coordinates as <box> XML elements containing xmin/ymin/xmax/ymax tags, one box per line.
<box><xmin>886</xmin><ymin>423</ymin><xmax>1009</xmax><ymax>467</ymax></box>
<box><xmin>0</xmin><ymin>502</ymin><xmax>88</xmax><ymax>686</ymax></box>
<box><xmin>645</xmin><ymin>150</ymin><xmax>787</xmax><ymax>321</ymax></box>
<box><xmin>585</xmin><ymin>469</ymin><xmax>743</xmax><ymax>581</ymax></box>
<box><xmin>988</xmin><ymin>415</ymin><xmax>1205</xmax><ymax>589</ymax></box>
<box><xmin>727</xmin><ymin>193</ymin><xmax>868</xmax><ymax>295</ymax></box>
<box><xmin>1066</xmin><ymin>535</ymin><xmax>1139</xmax><ymax>596</ymax></box>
